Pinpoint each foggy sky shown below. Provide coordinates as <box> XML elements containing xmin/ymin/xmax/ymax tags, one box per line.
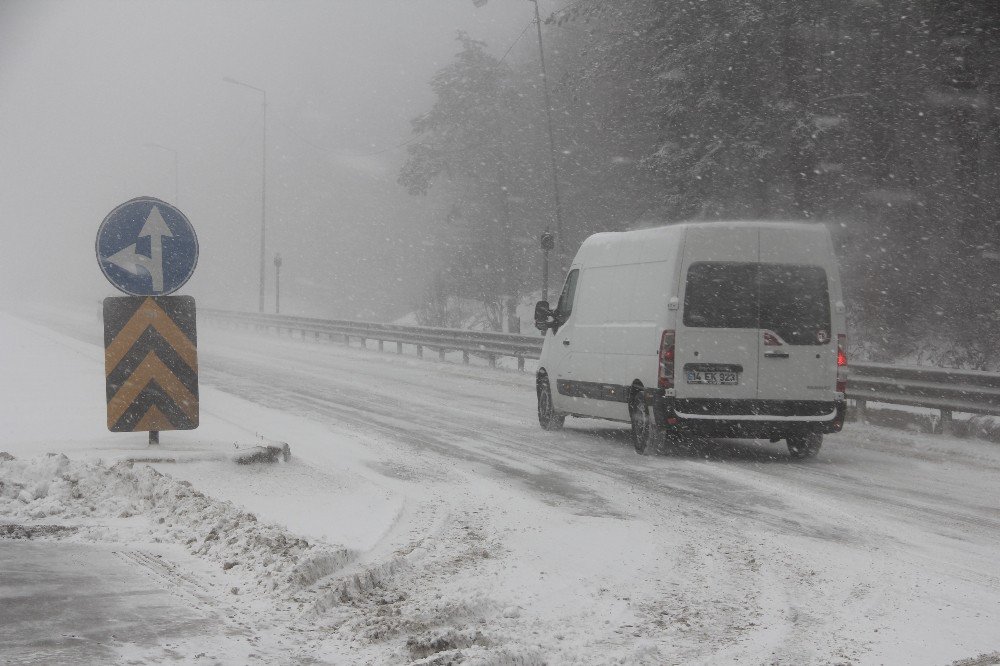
<box><xmin>0</xmin><ymin>0</ymin><xmax>547</xmax><ymax>319</ymax></box>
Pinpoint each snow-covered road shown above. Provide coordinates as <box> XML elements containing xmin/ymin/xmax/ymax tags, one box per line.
<box><xmin>2</xmin><ymin>305</ymin><xmax>999</xmax><ymax>665</ymax></box>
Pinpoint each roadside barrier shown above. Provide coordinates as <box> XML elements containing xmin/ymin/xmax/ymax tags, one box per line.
<box><xmin>201</xmin><ymin>308</ymin><xmax>542</xmax><ymax>370</ymax></box>
<box><xmin>202</xmin><ymin>309</ymin><xmax>1000</xmax><ymax>427</ymax></box>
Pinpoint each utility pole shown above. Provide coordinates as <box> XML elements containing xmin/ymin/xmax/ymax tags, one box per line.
<box><xmin>529</xmin><ymin>0</ymin><xmax>565</xmax><ymax>299</ymax></box>
<box><xmin>223</xmin><ymin>76</ymin><xmax>267</xmax><ymax>313</ymax></box>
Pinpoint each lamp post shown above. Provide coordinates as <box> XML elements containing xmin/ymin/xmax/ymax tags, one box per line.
<box><xmin>223</xmin><ymin>76</ymin><xmax>267</xmax><ymax>313</ymax></box>
<box><xmin>144</xmin><ymin>142</ymin><xmax>179</xmax><ymax>204</ymax></box>
<box><xmin>528</xmin><ymin>0</ymin><xmax>565</xmax><ymax>307</ymax></box>
<box><xmin>273</xmin><ymin>253</ymin><xmax>282</xmax><ymax>314</ymax></box>
<box><xmin>528</xmin><ymin>0</ymin><xmax>564</xmax><ymax>248</ymax></box>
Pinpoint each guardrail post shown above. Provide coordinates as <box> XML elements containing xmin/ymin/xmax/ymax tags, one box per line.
<box><xmin>938</xmin><ymin>409</ymin><xmax>953</xmax><ymax>435</ymax></box>
<box><xmin>343</xmin><ymin>334</ymin><xmax>350</xmax><ymax>345</ymax></box>
<box><xmin>856</xmin><ymin>398</ymin><xmax>867</xmax><ymax>423</ymax></box>
<box><xmin>489</xmin><ymin>354</ymin><xmax>497</xmax><ymax>369</ymax></box>
<box><xmin>417</xmin><ymin>344</ymin><xmax>423</xmax><ymax>359</ymax></box>
<box><xmin>439</xmin><ymin>348</ymin><xmax>446</xmax><ymax>361</ymax></box>
<box><xmin>378</xmin><ymin>340</ymin><xmax>384</xmax><ymax>352</ymax></box>
<box><xmin>517</xmin><ymin>356</ymin><xmax>525</xmax><ymax>372</ymax></box>
<box><xmin>463</xmin><ymin>351</ymin><xmax>469</xmax><ymax>364</ymax></box>
<box><xmin>397</xmin><ymin>341</ymin><xmax>403</xmax><ymax>354</ymax></box>
<box><xmin>361</xmin><ymin>337</ymin><xmax>367</xmax><ymax>349</ymax></box>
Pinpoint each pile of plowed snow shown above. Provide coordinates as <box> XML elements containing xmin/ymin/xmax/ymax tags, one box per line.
<box><xmin>0</xmin><ymin>453</ymin><xmax>352</xmax><ymax>599</ymax></box>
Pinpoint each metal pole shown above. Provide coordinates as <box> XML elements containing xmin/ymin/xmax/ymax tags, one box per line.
<box><xmin>540</xmin><ymin>232</ymin><xmax>554</xmax><ymax>304</ymax></box>
<box><xmin>530</xmin><ymin>0</ymin><xmax>565</xmax><ymax>246</ymax></box>
<box><xmin>542</xmin><ymin>249</ymin><xmax>549</xmax><ymax>303</ymax></box>
<box><xmin>260</xmin><ymin>90</ymin><xmax>267</xmax><ymax>314</ymax></box>
<box><xmin>149</xmin><ymin>430</ymin><xmax>159</xmax><ymax>446</ymax></box>
<box><xmin>274</xmin><ymin>253</ymin><xmax>282</xmax><ymax>314</ymax></box>
<box><xmin>223</xmin><ymin>77</ymin><xmax>267</xmax><ymax>313</ymax></box>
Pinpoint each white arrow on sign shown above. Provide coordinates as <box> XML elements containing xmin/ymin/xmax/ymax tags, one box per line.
<box><xmin>105</xmin><ymin>206</ymin><xmax>174</xmax><ymax>292</ymax></box>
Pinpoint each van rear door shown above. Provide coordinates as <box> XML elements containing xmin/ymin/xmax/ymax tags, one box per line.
<box><xmin>756</xmin><ymin>228</ymin><xmax>837</xmax><ymax>403</ymax></box>
<box><xmin>676</xmin><ymin>226</ymin><xmax>759</xmax><ymax>402</ymax></box>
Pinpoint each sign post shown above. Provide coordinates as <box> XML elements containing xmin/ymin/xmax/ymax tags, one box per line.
<box><xmin>96</xmin><ymin>197</ymin><xmax>199</xmax><ymax>445</ymax></box>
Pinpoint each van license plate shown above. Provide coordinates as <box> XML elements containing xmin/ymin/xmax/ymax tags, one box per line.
<box><xmin>686</xmin><ymin>371</ymin><xmax>738</xmax><ymax>385</ymax></box>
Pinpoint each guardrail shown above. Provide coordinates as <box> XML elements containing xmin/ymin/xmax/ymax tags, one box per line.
<box><xmin>201</xmin><ymin>309</ymin><xmax>1000</xmax><ymax>425</ymax></box>
<box><xmin>200</xmin><ymin>308</ymin><xmax>543</xmax><ymax>370</ymax></box>
<box><xmin>846</xmin><ymin>363</ymin><xmax>1000</xmax><ymax>424</ymax></box>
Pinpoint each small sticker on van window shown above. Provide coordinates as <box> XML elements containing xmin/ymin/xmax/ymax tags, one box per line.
<box><xmin>817</xmin><ymin>330</ymin><xmax>830</xmax><ymax>344</ymax></box>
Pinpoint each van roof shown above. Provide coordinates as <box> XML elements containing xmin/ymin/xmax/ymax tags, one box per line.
<box><xmin>575</xmin><ymin>220</ymin><xmax>830</xmax><ymax>267</ymax></box>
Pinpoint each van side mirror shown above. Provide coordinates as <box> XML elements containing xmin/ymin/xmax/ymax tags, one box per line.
<box><xmin>534</xmin><ymin>300</ymin><xmax>554</xmax><ymax>332</ymax></box>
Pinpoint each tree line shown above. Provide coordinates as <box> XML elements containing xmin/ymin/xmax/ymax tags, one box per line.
<box><xmin>400</xmin><ymin>0</ymin><xmax>999</xmax><ymax>368</ymax></box>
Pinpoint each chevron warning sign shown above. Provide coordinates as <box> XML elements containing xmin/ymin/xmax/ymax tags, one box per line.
<box><xmin>103</xmin><ymin>296</ymin><xmax>199</xmax><ymax>432</ymax></box>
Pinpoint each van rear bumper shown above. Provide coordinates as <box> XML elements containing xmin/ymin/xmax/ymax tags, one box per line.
<box><xmin>645</xmin><ymin>390</ymin><xmax>846</xmax><ymax>437</ymax></box>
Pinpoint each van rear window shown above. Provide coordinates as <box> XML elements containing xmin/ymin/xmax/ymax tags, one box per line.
<box><xmin>684</xmin><ymin>262</ymin><xmax>831</xmax><ymax>345</ymax></box>
<box><xmin>682</xmin><ymin>263</ymin><xmax>758</xmax><ymax>329</ymax></box>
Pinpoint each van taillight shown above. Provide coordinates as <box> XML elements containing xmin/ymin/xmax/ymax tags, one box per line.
<box><xmin>658</xmin><ymin>330</ymin><xmax>676</xmax><ymax>389</ymax></box>
<box><xmin>836</xmin><ymin>334</ymin><xmax>847</xmax><ymax>393</ymax></box>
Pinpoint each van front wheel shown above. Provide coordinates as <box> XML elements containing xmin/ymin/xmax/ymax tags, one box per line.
<box><xmin>629</xmin><ymin>393</ymin><xmax>665</xmax><ymax>455</ymax></box>
<box><xmin>787</xmin><ymin>432</ymin><xmax>822</xmax><ymax>459</ymax></box>
<box><xmin>537</xmin><ymin>377</ymin><xmax>565</xmax><ymax>431</ymax></box>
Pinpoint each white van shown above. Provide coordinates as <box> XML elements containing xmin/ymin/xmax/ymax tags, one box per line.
<box><xmin>534</xmin><ymin>221</ymin><xmax>847</xmax><ymax>458</ymax></box>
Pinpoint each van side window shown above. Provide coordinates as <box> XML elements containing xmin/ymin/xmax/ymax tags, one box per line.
<box><xmin>556</xmin><ymin>269</ymin><xmax>580</xmax><ymax>321</ymax></box>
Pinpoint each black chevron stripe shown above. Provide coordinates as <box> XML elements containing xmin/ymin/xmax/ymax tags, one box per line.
<box><xmin>106</xmin><ymin>326</ymin><xmax>199</xmax><ymax>402</ymax></box>
<box><xmin>103</xmin><ymin>295</ymin><xmax>197</xmax><ymax>346</ymax></box>
<box><xmin>110</xmin><ymin>379</ymin><xmax>198</xmax><ymax>432</ymax></box>
<box><xmin>103</xmin><ymin>297</ymin><xmax>147</xmax><ymax>345</ymax></box>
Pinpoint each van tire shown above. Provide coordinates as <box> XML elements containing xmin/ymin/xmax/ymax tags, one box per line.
<box><xmin>787</xmin><ymin>432</ymin><xmax>822</xmax><ymax>459</ymax></box>
<box><xmin>629</xmin><ymin>392</ymin><xmax>664</xmax><ymax>455</ymax></box>
<box><xmin>537</xmin><ymin>375</ymin><xmax>565</xmax><ymax>431</ymax></box>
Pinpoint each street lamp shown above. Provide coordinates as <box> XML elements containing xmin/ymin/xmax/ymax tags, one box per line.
<box><xmin>527</xmin><ymin>0</ymin><xmax>564</xmax><ymax>305</ymax></box>
<box><xmin>144</xmin><ymin>142</ymin><xmax>179</xmax><ymax>205</ymax></box>
<box><xmin>273</xmin><ymin>252</ymin><xmax>282</xmax><ymax>314</ymax></box>
<box><xmin>223</xmin><ymin>76</ymin><xmax>267</xmax><ymax>313</ymax></box>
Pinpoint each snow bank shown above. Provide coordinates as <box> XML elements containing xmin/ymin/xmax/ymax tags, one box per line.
<box><xmin>0</xmin><ymin>453</ymin><xmax>353</xmax><ymax>601</ymax></box>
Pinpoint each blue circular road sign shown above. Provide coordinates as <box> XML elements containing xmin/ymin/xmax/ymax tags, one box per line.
<box><xmin>96</xmin><ymin>197</ymin><xmax>198</xmax><ymax>296</ymax></box>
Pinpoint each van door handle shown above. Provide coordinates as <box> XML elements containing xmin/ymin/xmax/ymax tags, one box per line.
<box><xmin>563</xmin><ymin>340</ymin><xmax>571</xmax><ymax>346</ymax></box>
<box><xmin>764</xmin><ymin>351</ymin><xmax>789</xmax><ymax>358</ymax></box>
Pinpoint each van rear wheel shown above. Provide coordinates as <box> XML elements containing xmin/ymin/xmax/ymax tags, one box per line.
<box><xmin>629</xmin><ymin>393</ymin><xmax>665</xmax><ymax>455</ymax></box>
<box><xmin>537</xmin><ymin>376</ymin><xmax>565</xmax><ymax>431</ymax></box>
<box><xmin>787</xmin><ymin>432</ymin><xmax>822</xmax><ymax>459</ymax></box>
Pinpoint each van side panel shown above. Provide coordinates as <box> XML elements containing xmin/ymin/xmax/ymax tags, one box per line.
<box><xmin>600</xmin><ymin>229</ymin><xmax>684</xmax><ymax>419</ymax></box>
<box><xmin>551</xmin><ymin>266</ymin><xmax>617</xmax><ymax>417</ymax></box>
<box><xmin>597</xmin><ymin>261</ymin><xmax>665</xmax><ymax>420</ymax></box>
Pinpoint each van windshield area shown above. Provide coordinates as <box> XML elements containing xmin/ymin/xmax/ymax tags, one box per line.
<box><xmin>683</xmin><ymin>262</ymin><xmax>831</xmax><ymax>345</ymax></box>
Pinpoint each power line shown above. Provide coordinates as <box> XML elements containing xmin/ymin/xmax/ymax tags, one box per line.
<box><xmin>500</xmin><ymin>20</ymin><xmax>534</xmax><ymax>64</ymax></box>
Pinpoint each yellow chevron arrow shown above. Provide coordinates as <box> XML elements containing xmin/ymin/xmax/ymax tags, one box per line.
<box><xmin>107</xmin><ymin>351</ymin><xmax>198</xmax><ymax>428</ymax></box>
<box><xmin>105</xmin><ymin>297</ymin><xmax>197</xmax><ymax>375</ymax></box>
